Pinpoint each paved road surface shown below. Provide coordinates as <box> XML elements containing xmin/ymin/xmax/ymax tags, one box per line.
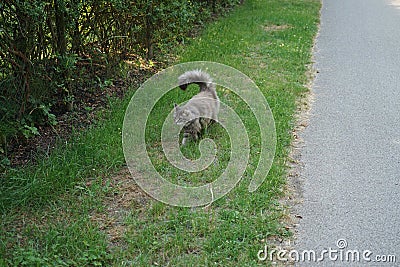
<box><xmin>295</xmin><ymin>0</ymin><xmax>400</xmax><ymax>266</ymax></box>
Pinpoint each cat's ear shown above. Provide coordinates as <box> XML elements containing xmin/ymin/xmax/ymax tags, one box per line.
<box><xmin>174</xmin><ymin>103</ymin><xmax>178</xmax><ymax>109</ymax></box>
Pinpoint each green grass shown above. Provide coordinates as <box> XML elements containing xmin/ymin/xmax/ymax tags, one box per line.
<box><xmin>0</xmin><ymin>0</ymin><xmax>320</xmax><ymax>266</ymax></box>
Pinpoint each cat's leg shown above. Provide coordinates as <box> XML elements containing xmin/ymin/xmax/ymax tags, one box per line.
<box><xmin>200</xmin><ymin>118</ymin><xmax>211</xmax><ymax>128</ymax></box>
<box><xmin>191</xmin><ymin>119</ymin><xmax>202</xmax><ymax>141</ymax></box>
<box><xmin>182</xmin><ymin>132</ymin><xmax>190</xmax><ymax>145</ymax></box>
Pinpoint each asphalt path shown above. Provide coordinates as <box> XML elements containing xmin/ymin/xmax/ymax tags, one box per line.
<box><xmin>294</xmin><ymin>0</ymin><xmax>400</xmax><ymax>266</ymax></box>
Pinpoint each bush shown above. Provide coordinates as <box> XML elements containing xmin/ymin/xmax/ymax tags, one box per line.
<box><xmin>0</xmin><ymin>0</ymin><xmax>241</xmax><ymax>165</ymax></box>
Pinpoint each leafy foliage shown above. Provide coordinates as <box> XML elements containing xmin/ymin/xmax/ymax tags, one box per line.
<box><xmin>0</xmin><ymin>0</ymin><xmax>241</xmax><ymax>166</ymax></box>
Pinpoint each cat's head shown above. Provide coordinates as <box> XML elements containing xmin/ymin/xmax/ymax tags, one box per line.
<box><xmin>174</xmin><ymin>104</ymin><xmax>195</xmax><ymax>125</ymax></box>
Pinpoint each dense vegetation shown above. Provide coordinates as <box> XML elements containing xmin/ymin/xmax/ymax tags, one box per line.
<box><xmin>0</xmin><ymin>0</ymin><xmax>241</xmax><ymax>168</ymax></box>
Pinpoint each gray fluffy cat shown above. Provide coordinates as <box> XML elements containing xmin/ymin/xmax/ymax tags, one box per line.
<box><xmin>173</xmin><ymin>70</ymin><xmax>220</xmax><ymax>145</ymax></box>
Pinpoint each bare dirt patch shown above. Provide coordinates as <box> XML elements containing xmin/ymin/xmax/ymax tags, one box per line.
<box><xmin>90</xmin><ymin>167</ymin><xmax>151</xmax><ymax>249</ymax></box>
<box><xmin>276</xmin><ymin>53</ymin><xmax>318</xmax><ymax>263</ymax></box>
<box><xmin>262</xmin><ymin>24</ymin><xmax>292</xmax><ymax>32</ymax></box>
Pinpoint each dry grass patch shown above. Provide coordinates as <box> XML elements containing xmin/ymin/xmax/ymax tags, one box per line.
<box><xmin>262</xmin><ymin>24</ymin><xmax>292</xmax><ymax>31</ymax></box>
<box><xmin>91</xmin><ymin>167</ymin><xmax>150</xmax><ymax>249</ymax></box>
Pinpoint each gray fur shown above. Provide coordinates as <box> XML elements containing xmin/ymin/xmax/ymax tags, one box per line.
<box><xmin>174</xmin><ymin>70</ymin><xmax>219</xmax><ymax>145</ymax></box>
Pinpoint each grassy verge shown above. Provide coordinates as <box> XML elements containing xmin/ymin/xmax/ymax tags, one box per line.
<box><xmin>0</xmin><ymin>0</ymin><xmax>320</xmax><ymax>266</ymax></box>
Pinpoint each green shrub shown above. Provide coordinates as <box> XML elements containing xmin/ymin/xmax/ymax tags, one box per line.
<box><xmin>0</xmin><ymin>0</ymin><xmax>242</xmax><ymax>164</ymax></box>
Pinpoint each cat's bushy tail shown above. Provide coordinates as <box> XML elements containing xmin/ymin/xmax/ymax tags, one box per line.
<box><xmin>178</xmin><ymin>70</ymin><xmax>216</xmax><ymax>95</ymax></box>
